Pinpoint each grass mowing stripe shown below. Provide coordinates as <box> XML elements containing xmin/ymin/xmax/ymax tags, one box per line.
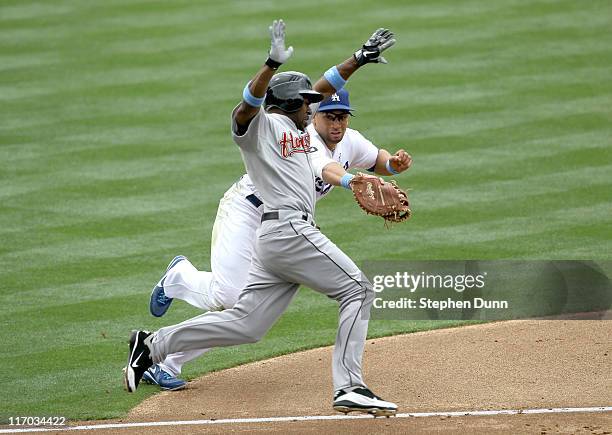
<box><xmin>0</xmin><ymin>273</ymin><xmax>163</xmax><ymax>314</ymax></box>
<box><xmin>0</xmin><ymin>197</ymin><xmax>217</xmax><ymax>236</ymax></box>
<box><xmin>369</xmin><ymin>52</ymin><xmax>611</xmax><ymax>89</ymax></box>
<box><xmin>419</xmin><ymin>136</ymin><xmax>608</xmax><ymax>176</ymax></box>
<box><xmin>1</xmin><ymin>154</ymin><xmax>229</xmax><ymax>197</ymax></box>
<box><xmin>347</xmin><ymin>222</ymin><xmax>612</xmax><ymax>261</ymax></box>
<box><xmin>0</xmin><ymin>52</ymin><xmax>61</xmax><ymax>73</ymax></box>
<box><xmin>358</xmin><ymin>203</ymin><xmax>612</xmax><ymax>251</ymax></box>
<box><xmin>2</xmin><ymin>183</ymin><xmax>227</xmax><ymax>220</ymax></box>
<box><xmin>0</xmin><ymin>217</ymin><xmax>206</xmax><ymax>260</ymax></box>
<box><xmin>411</xmin><ymin>155</ymin><xmax>611</xmax><ymax>191</ymax></box>
<box><xmin>545</xmin><ymin>240</ymin><xmax>612</xmax><ymax>259</ymax></box>
<box><xmin>363</xmin><ymin>108</ymin><xmax>609</xmax><ymax>145</ymax></box>
<box><xmin>0</xmin><ymin>196</ymin><xmax>217</xmax><ymax>239</ymax></box>
<box><xmin>359</xmin><ymin>66</ymin><xmax>611</xmax><ymax>114</ymax></box>
<box><xmin>385</xmin><ymin>225</ymin><xmax>611</xmax><ymax>260</ymax></box>
<box><xmin>0</xmin><ymin>2</ymin><xmax>74</xmax><ymax>22</ymax></box>
<box><xmin>0</xmin><ymin>136</ymin><xmax>206</xmax><ymax>162</ymax></box>
<box><xmin>2</xmin><ymin>224</ymin><xmax>206</xmax><ymax>269</ymax></box>
<box><xmin>417</xmin><ymin>184</ymin><xmax>612</xmax><ymax>229</ymax></box>
<box><xmin>400</xmin><ymin>116</ymin><xmax>611</xmax><ymax>155</ymax></box>
<box><xmin>380</xmin><ymin>78</ymin><xmax>611</xmax><ymax>118</ymax></box>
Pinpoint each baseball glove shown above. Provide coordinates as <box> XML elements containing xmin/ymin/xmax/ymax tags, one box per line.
<box><xmin>350</xmin><ymin>173</ymin><xmax>411</xmax><ymax>223</ymax></box>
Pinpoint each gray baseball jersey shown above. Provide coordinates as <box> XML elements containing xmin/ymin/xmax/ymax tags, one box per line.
<box><xmin>232</xmin><ymin>105</ymin><xmax>316</xmax><ymax>214</ymax></box>
<box><xmin>238</xmin><ymin>124</ymin><xmax>379</xmax><ymax>208</ymax></box>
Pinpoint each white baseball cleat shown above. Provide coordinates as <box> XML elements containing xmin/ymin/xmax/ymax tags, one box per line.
<box><xmin>333</xmin><ymin>387</ymin><xmax>397</xmax><ymax>417</ymax></box>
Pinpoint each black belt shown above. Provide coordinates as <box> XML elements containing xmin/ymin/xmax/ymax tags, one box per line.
<box><xmin>246</xmin><ymin>193</ymin><xmax>263</xmax><ymax>208</ymax></box>
<box><xmin>261</xmin><ymin>211</ymin><xmax>315</xmax><ymax>226</ymax></box>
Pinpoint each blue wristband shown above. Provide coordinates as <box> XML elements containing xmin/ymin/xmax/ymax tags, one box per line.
<box><xmin>324</xmin><ymin>66</ymin><xmax>347</xmax><ymax>91</ymax></box>
<box><xmin>340</xmin><ymin>173</ymin><xmax>355</xmax><ymax>189</ymax></box>
<box><xmin>386</xmin><ymin>159</ymin><xmax>399</xmax><ymax>175</ymax></box>
<box><xmin>242</xmin><ymin>81</ymin><xmax>265</xmax><ymax>107</ymax></box>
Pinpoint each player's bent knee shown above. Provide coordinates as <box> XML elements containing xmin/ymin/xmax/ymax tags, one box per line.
<box><xmin>215</xmin><ymin>284</ymin><xmax>242</xmax><ymax>310</ymax></box>
<box><xmin>336</xmin><ymin>280</ymin><xmax>374</xmax><ymax>308</ymax></box>
<box><xmin>363</xmin><ymin>280</ymin><xmax>375</xmax><ymax>297</ymax></box>
<box><xmin>360</xmin><ymin>280</ymin><xmax>375</xmax><ymax>305</ymax></box>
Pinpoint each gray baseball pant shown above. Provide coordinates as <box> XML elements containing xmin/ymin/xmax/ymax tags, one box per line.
<box><xmin>149</xmin><ymin>211</ymin><xmax>374</xmax><ymax>391</ymax></box>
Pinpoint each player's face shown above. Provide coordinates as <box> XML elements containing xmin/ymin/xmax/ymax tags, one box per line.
<box><xmin>289</xmin><ymin>99</ymin><xmax>312</xmax><ymax>131</ymax></box>
<box><xmin>313</xmin><ymin>110</ymin><xmax>350</xmax><ymax>147</ymax></box>
<box><xmin>299</xmin><ymin>100</ymin><xmax>312</xmax><ymax>130</ymax></box>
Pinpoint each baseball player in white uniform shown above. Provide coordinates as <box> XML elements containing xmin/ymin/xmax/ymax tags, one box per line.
<box><xmin>143</xmin><ymin>87</ymin><xmax>412</xmax><ymax>391</ymax></box>
<box><xmin>125</xmin><ymin>19</ymin><xmax>402</xmax><ymax>416</ymax></box>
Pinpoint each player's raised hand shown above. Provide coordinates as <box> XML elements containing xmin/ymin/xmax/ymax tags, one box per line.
<box><xmin>268</xmin><ymin>19</ymin><xmax>294</xmax><ymax>66</ymax></box>
<box><xmin>354</xmin><ymin>28</ymin><xmax>396</xmax><ymax>66</ymax></box>
<box><xmin>389</xmin><ymin>149</ymin><xmax>412</xmax><ymax>173</ymax></box>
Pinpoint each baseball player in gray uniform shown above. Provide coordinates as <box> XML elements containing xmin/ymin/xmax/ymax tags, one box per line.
<box><xmin>125</xmin><ymin>19</ymin><xmax>398</xmax><ymax>416</ymax></box>
<box><xmin>143</xmin><ymin>87</ymin><xmax>412</xmax><ymax>391</ymax></box>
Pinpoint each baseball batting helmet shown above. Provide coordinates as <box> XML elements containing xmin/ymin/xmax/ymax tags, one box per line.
<box><xmin>265</xmin><ymin>71</ymin><xmax>324</xmax><ymax>113</ymax></box>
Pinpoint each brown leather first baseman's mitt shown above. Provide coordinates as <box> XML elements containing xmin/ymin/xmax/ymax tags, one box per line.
<box><xmin>349</xmin><ymin>173</ymin><xmax>411</xmax><ymax>223</ymax></box>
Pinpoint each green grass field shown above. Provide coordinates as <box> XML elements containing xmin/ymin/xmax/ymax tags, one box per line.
<box><xmin>1</xmin><ymin>0</ymin><xmax>611</xmax><ymax>422</ymax></box>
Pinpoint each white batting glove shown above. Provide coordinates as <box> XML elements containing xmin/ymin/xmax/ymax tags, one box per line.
<box><xmin>267</xmin><ymin>19</ymin><xmax>294</xmax><ymax>67</ymax></box>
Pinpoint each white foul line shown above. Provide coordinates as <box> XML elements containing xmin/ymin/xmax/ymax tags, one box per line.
<box><xmin>1</xmin><ymin>406</ymin><xmax>611</xmax><ymax>433</ymax></box>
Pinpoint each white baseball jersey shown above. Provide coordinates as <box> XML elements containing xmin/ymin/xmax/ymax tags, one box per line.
<box><xmin>306</xmin><ymin>123</ymin><xmax>379</xmax><ymax>199</ymax></box>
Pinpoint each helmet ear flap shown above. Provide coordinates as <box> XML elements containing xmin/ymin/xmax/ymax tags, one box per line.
<box><xmin>264</xmin><ymin>86</ymin><xmax>277</xmax><ymax>108</ymax></box>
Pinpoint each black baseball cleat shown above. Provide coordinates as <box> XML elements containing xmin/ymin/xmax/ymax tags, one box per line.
<box><xmin>124</xmin><ymin>330</ymin><xmax>153</xmax><ymax>393</ymax></box>
<box><xmin>333</xmin><ymin>387</ymin><xmax>398</xmax><ymax>417</ymax></box>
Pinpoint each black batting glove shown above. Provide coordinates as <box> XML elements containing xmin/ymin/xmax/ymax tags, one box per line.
<box><xmin>353</xmin><ymin>28</ymin><xmax>396</xmax><ymax>66</ymax></box>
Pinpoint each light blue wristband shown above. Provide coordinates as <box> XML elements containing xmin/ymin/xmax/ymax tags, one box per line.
<box><xmin>386</xmin><ymin>159</ymin><xmax>399</xmax><ymax>175</ymax></box>
<box><xmin>242</xmin><ymin>81</ymin><xmax>265</xmax><ymax>107</ymax></box>
<box><xmin>340</xmin><ymin>173</ymin><xmax>355</xmax><ymax>189</ymax></box>
<box><xmin>324</xmin><ymin>66</ymin><xmax>347</xmax><ymax>91</ymax></box>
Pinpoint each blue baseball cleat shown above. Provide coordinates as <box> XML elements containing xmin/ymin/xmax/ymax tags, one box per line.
<box><xmin>142</xmin><ymin>364</ymin><xmax>187</xmax><ymax>391</ymax></box>
<box><xmin>149</xmin><ymin>255</ymin><xmax>187</xmax><ymax>317</ymax></box>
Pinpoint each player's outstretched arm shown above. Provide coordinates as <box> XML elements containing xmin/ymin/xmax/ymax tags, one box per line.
<box><xmin>319</xmin><ymin>148</ymin><xmax>411</xmax><ymax>191</ymax></box>
<box><xmin>233</xmin><ymin>19</ymin><xmax>293</xmax><ymax>131</ymax></box>
<box><xmin>321</xmin><ymin>162</ymin><xmax>348</xmax><ymax>187</ymax></box>
<box><xmin>313</xmin><ymin>28</ymin><xmax>396</xmax><ymax>98</ymax></box>
<box><xmin>373</xmin><ymin>149</ymin><xmax>412</xmax><ymax>176</ymax></box>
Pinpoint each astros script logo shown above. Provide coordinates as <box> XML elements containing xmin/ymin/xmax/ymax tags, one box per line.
<box><xmin>279</xmin><ymin>131</ymin><xmax>315</xmax><ymax>158</ymax></box>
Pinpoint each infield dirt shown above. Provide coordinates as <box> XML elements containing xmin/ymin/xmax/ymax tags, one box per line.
<box><xmin>56</xmin><ymin>319</ymin><xmax>612</xmax><ymax>434</ymax></box>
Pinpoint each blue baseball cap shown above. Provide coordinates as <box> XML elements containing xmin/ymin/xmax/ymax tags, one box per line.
<box><xmin>317</xmin><ymin>88</ymin><xmax>354</xmax><ymax>113</ymax></box>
